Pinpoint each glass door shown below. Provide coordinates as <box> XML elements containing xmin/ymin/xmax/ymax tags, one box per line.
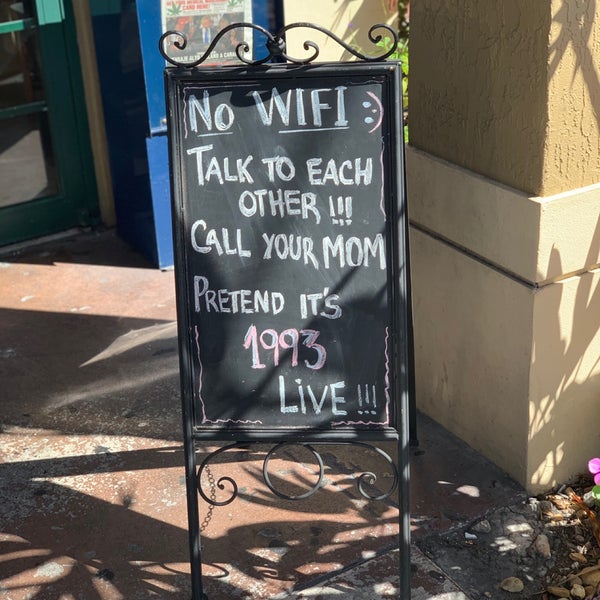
<box><xmin>0</xmin><ymin>0</ymin><xmax>98</xmax><ymax>246</ymax></box>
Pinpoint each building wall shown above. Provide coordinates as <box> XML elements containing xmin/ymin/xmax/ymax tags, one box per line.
<box><xmin>408</xmin><ymin>0</ymin><xmax>600</xmax><ymax>492</ymax></box>
<box><xmin>282</xmin><ymin>0</ymin><xmax>398</xmax><ymax>62</ymax></box>
<box><xmin>410</xmin><ymin>224</ymin><xmax>533</xmax><ymax>484</ymax></box>
<box><xmin>407</xmin><ymin>146</ymin><xmax>600</xmax><ymax>492</ymax></box>
<box><xmin>410</xmin><ymin>0</ymin><xmax>600</xmax><ymax>197</ymax></box>
<box><xmin>544</xmin><ymin>0</ymin><xmax>600</xmax><ymax>195</ymax></box>
<box><xmin>529</xmin><ymin>266</ymin><xmax>600</xmax><ymax>489</ymax></box>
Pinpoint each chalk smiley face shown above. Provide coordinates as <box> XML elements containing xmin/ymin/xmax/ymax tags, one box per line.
<box><xmin>362</xmin><ymin>92</ymin><xmax>384</xmax><ymax>132</ymax></box>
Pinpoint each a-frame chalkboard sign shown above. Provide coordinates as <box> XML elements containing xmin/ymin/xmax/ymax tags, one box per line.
<box><xmin>161</xmin><ymin>22</ymin><xmax>411</xmax><ymax>599</ymax></box>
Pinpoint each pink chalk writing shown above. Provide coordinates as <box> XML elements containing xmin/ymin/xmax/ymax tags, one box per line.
<box><xmin>243</xmin><ymin>325</ymin><xmax>327</xmax><ymax>370</ymax></box>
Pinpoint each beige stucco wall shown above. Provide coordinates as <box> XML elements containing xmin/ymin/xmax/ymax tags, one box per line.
<box><xmin>408</xmin><ymin>0</ymin><xmax>600</xmax><ymax>493</ymax></box>
<box><xmin>529</xmin><ymin>267</ymin><xmax>600</xmax><ymax>489</ymax></box>
<box><xmin>410</xmin><ymin>0</ymin><xmax>600</xmax><ymax>197</ymax></box>
<box><xmin>545</xmin><ymin>0</ymin><xmax>600</xmax><ymax>195</ymax></box>
<box><xmin>410</xmin><ymin>225</ymin><xmax>533</xmax><ymax>484</ymax></box>
<box><xmin>282</xmin><ymin>0</ymin><xmax>397</xmax><ymax>62</ymax></box>
<box><xmin>408</xmin><ymin>146</ymin><xmax>600</xmax><ymax>493</ymax></box>
<box><xmin>412</xmin><ymin>224</ymin><xmax>600</xmax><ymax>493</ymax></box>
<box><xmin>407</xmin><ymin>148</ymin><xmax>600</xmax><ymax>286</ymax></box>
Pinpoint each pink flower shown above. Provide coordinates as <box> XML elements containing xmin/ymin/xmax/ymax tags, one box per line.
<box><xmin>588</xmin><ymin>458</ymin><xmax>600</xmax><ymax>484</ymax></box>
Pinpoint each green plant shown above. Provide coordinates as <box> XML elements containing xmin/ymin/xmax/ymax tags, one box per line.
<box><xmin>397</xmin><ymin>0</ymin><xmax>410</xmax><ymax>41</ymax></box>
<box><xmin>166</xmin><ymin>2</ymin><xmax>182</xmax><ymax>17</ymax></box>
<box><xmin>376</xmin><ymin>35</ymin><xmax>409</xmax><ymax>142</ymax></box>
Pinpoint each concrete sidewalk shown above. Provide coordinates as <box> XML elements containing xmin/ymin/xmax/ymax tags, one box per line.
<box><xmin>0</xmin><ymin>229</ymin><xmax>526</xmax><ymax>599</ymax></box>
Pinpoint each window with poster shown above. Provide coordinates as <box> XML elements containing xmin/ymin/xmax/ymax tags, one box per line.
<box><xmin>162</xmin><ymin>0</ymin><xmax>253</xmax><ymax>65</ymax></box>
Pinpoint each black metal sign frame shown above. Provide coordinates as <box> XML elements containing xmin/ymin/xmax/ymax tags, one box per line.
<box><xmin>162</xmin><ymin>22</ymin><xmax>411</xmax><ymax>600</ymax></box>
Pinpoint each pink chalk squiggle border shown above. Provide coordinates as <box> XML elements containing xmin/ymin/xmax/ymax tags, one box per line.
<box><xmin>331</xmin><ymin>326</ymin><xmax>391</xmax><ymax>427</ymax></box>
<box><xmin>194</xmin><ymin>325</ymin><xmax>263</xmax><ymax>425</ymax></box>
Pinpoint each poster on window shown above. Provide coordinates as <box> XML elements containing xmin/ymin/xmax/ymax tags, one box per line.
<box><xmin>162</xmin><ymin>0</ymin><xmax>253</xmax><ymax>65</ymax></box>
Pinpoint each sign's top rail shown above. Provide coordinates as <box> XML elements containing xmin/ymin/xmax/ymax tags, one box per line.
<box><xmin>158</xmin><ymin>21</ymin><xmax>399</xmax><ymax>68</ymax></box>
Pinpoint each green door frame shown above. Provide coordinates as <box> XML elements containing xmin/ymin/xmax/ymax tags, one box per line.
<box><xmin>0</xmin><ymin>0</ymin><xmax>98</xmax><ymax>246</ymax></box>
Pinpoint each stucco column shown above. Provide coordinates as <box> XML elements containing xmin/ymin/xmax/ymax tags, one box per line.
<box><xmin>408</xmin><ymin>0</ymin><xmax>600</xmax><ymax>492</ymax></box>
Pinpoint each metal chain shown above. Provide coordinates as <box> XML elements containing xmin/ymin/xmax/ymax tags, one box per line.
<box><xmin>199</xmin><ymin>465</ymin><xmax>216</xmax><ymax>532</ymax></box>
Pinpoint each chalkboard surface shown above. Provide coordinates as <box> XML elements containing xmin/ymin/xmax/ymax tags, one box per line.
<box><xmin>165</xmin><ymin>62</ymin><xmax>408</xmax><ymax>441</ymax></box>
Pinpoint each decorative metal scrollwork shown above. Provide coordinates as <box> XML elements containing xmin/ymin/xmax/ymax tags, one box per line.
<box><xmin>262</xmin><ymin>442</ymin><xmax>325</xmax><ymax>500</ymax></box>
<box><xmin>159</xmin><ymin>22</ymin><xmax>399</xmax><ymax>68</ymax></box>
<box><xmin>197</xmin><ymin>442</ymin><xmax>244</xmax><ymax>506</ymax></box>
<box><xmin>196</xmin><ymin>441</ymin><xmax>399</xmax><ymax>506</ymax></box>
<box><xmin>349</xmin><ymin>441</ymin><xmax>399</xmax><ymax>501</ymax></box>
